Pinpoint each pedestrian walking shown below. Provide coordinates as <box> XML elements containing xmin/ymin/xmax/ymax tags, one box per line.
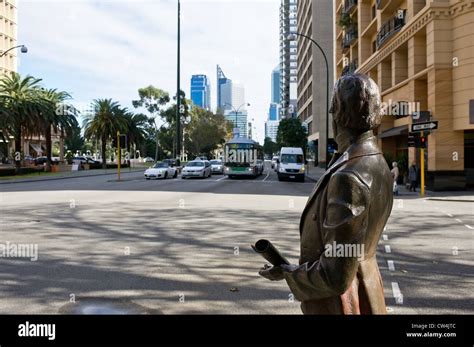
<box><xmin>409</xmin><ymin>163</ymin><xmax>417</xmax><ymax>192</ymax></box>
<box><xmin>391</xmin><ymin>162</ymin><xmax>399</xmax><ymax>196</ymax></box>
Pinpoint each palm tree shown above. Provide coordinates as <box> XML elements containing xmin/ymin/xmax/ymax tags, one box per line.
<box><xmin>83</xmin><ymin>99</ymin><xmax>127</xmax><ymax>169</ymax></box>
<box><xmin>122</xmin><ymin>111</ymin><xmax>148</xmax><ymax>157</ymax></box>
<box><xmin>38</xmin><ymin>89</ymin><xmax>79</xmax><ymax>171</ymax></box>
<box><xmin>0</xmin><ymin>73</ymin><xmax>44</xmax><ymax>172</ymax></box>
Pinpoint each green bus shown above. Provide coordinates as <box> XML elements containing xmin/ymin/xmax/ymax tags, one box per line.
<box><xmin>223</xmin><ymin>137</ymin><xmax>264</xmax><ymax>178</ymax></box>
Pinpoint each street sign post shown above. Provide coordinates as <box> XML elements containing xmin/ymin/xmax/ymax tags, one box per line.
<box><xmin>410</xmin><ymin>121</ymin><xmax>438</xmax><ymax>133</ymax></box>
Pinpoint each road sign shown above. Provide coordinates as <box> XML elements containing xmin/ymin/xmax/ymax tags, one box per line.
<box><xmin>410</xmin><ymin>121</ymin><xmax>438</xmax><ymax>133</ymax></box>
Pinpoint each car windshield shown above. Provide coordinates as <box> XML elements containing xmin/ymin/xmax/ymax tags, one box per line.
<box><xmin>153</xmin><ymin>163</ymin><xmax>168</xmax><ymax>168</ymax></box>
<box><xmin>210</xmin><ymin>160</ymin><xmax>221</xmax><ymax>165</ymax></box>
<box><xmin>187</xmin><ymin>162</ymin><xmax>204</xmax><ymax>167</ymax></box>
<box><xmin>281</xmin><ymin>154</ymin><xmax>304</xmax><ymax>164</ymax></box>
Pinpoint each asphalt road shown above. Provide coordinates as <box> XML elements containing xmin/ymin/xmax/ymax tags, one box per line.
<box><xmin>0</xmin><ymin>163</ymin><xmax>472</xmax><ymax>314</ymax></box>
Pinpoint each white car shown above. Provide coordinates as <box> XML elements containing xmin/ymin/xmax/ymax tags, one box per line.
<box><xmin>144</xmin><ymin>162</ymin><xmax>178</xmax><ymax>180</ymax></box>
<box><xmin>210</xmin><ymin>160</ymin><xmax>224</xmax><ymax>174</ymax></box>
<box><xmin>182</xmin><ymin>160</ymin><xmax>212</xmax><ymax>179</ymax></box>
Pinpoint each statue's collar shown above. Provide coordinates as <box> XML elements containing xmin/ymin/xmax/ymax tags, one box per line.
<box><xmin>329</xmin><ymin>131</ymin><xmax>381</xmax><ymax>170</ymax></box>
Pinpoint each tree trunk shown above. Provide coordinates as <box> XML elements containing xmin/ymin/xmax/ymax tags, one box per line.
<box><xmin>101</xmin><ymin>135</ymin><xmax>107</xmax><ymax>169</ymax></box>
<box><xmin>45</xmin><ymin>125</ymin><xmax>52</xmax><ymax>172</ymax></box>
<box><xmin>154</xmin><ymin>128</ymin><xmax>159</xmax><ymax>162</ymax></box>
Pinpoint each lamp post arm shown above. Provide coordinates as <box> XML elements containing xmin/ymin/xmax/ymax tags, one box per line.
<box><xmin>0</xmin><ymin>45</ymin><xmax>26</xmax><ymax>58</ymax></box>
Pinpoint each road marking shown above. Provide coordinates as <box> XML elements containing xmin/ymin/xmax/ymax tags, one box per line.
<box><xmin>387</xmin><ymin>260</ymin><xmax>395</xmax><ymax>271</ymax></box>
<box><xmin>446</xmin><ymin>213</ymin><xmax>453</xmax><ymax>218</ymax></box>
<box><xmin>216</xmin><ymin>176</ymin><xmax>227</xmax><ymax>181</ymax></box>
<box><xmin>465</xmin><ymin>225</ymin><xmax>474</xmax><ymax>230</ymax></box>
<box><xmin>455</xmin><ymin>218</ymin><xmax>463</xmax><ymax>224</ymax></box>
<box><xmin>391</xmin><ymin>282</ymin><xmax>403</xmax><ymax>304</ymax></box>
<box><xmin>383</xmin><ymin>235</ymin><xmax>388</xmax><ymax>241</ymax></box>
<box><xmin>385</xmin><ymin>245</ymin><xmax>392</xmax><ymax>253</ymax></box>
<box><xmin>263</xmin><ymin>171</ymin><xmax>270</xmax><ymax>182</ymax></box>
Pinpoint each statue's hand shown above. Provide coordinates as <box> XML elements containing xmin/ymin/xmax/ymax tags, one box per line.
<box><xmin>259</xmin><ymin>264</ymin><xmax>298</xmax><ymax>281</ymax></box>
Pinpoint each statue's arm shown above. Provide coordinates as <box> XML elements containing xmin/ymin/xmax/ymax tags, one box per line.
<box><xmin>283</xmin><ymin>171</ymin><xmax>370</xmax><ymax>301</ymax></box>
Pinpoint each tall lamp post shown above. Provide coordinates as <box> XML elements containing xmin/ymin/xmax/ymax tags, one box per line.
<box><xmin>175</xmin><ymin>0</ymin><xmax>181</xmax><ymax>160</ymax></box>
<box><xmin>0</xmin><ymin>44</ymin><xmax>28</xmax><ymax>58</ymax></box>
<box><xmin>224</xmin><ymin>102</ymin><xmax>250</xmax><ymax>137</ymax></box>
<box><xmin>288</xmin><ymin>33</ymin><xmax>330</xmax><ymax>169</ymax></box>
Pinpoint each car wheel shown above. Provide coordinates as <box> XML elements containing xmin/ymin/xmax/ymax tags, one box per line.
<box><xmin>164</xmin><ymin>172</ymin><xmax>168</xmax><ymax>179</ymax></box>
<box><xmin>146</xmin><ymin>178</ymin><xmax>150</xmax><ymax>180</ymax></box>
<box><xmin>208</xmin><ymin>171</ymin><xmax>212</xmax><ymax>178</ymax></box>
<box><xmin>277</xmin><ymin>174</ymin><xmax>283</xmax><ymax>182</ymax></box>
<box><xmin>173</xmin><ymin>170</ymin><xmax>178</xmax><ymax>178</ymax></box>
<box><xmin>182</xmin><ymin>176</ymin><xmax>186</xmax><ymax>179</ymax></box>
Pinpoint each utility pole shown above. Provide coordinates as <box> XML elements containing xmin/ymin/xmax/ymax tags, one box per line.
<box><xmin>175</xmin><ymin>0</ymin><xmax>181</xmax><ymax>160</ymax></box>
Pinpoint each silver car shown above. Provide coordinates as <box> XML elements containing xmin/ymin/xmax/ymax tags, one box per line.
<box><xmin>210</xmin><ymin>160</ymin><xmax>224</xmax><ymax>174</ymax></box>
<box><xmin>181</xmin><ymin>160</ymin><xmax>212</xmax><ymax>179</ymax></box>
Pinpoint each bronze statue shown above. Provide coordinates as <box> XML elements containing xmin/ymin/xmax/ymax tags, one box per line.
<box><xmin>259</xmin><ymin>74</ymin><xmax>393</xmax><ymax>314</ymax></box>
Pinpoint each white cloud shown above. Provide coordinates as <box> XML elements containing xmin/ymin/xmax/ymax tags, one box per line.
<box><xmin>18</xmin><ymin>0</ymin><xmax>280</xmax><ymax>143</ymax></box>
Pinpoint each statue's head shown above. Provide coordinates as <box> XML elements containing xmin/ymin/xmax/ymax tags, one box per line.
<box><xmin>330</xmin><ymin>74</ymin><xmax>383</xmax><ymax>142</ymax></box>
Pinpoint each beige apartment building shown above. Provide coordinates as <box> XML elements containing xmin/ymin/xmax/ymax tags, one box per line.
<box><xmin>0</xmin><ymin>0</ymin><xmax>17</xmax><ymax>74</ymax></box>
<box><xmin>297</xmin><ymin>0</ymin><xmax>334</xmax><ymax>167</ymax></box>
<box><xmin>335</xmin><ymin>0</ymin><xmax>474</xmax><ymax>190</ymax></box>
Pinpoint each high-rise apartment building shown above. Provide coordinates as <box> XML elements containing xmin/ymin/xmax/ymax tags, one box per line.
<box><xmin>0</xmin><ymin>0</ymin><xmax>18</xmax><ymax>75</ymax></box>
<box><xmin>279</xmin><ymin>0</ymin><xmax>298</xmax><ymax>119</ymax></box>
<box><xmin>297</xmin><ymin>0</ymin><xmax>334</xmax><ymax>167</ymax></box>
<box><xmin>271</xmin><ymin>65</ymin><xmax>281</xmax><ymax>104</ymax></box>
<box><xmin>226</xmin><ymin>111</ymin><xmax>248</xmax><ymax>139</ymax></box>
<box><xmin>334</xmin><ymin>0</ymin><xmax>474</xmax><ymax>190</ymax></box>
<box><xmin>190</xmin><ymin>75</ymin><xmax>211</xmax><ymax>110</ymax></box>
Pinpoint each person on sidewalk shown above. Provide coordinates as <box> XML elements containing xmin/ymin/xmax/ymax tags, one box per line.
<box><xmin>258</xmin><ymin>74</ymin><xmax>393</xmax><ymax>314</ymax></box>
<box><xmin>391</xmin><ymin>162</ymin><xmax>399</xmax><ymax>196</ymax></box>
<box><xmin>409</xmin><ymin>164</ymin><xmax>417</xmax><ymax>192</ymax></box>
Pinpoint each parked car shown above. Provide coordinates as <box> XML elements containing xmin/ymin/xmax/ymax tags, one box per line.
<box><xmin>195</xmin><ymin>156</ymin><xmax>208</xmax><ymax>161</ymax></box>
<box><xmin>35</xmin><ymin>156</ymin><xmax>59</xmax><ymax>165</ymax></box>
<box><xmin>210</xmin><ymin>160</ymin><xmax>224</xmax><ymax>174</ymax></box>
<box><xmin>143</xmin><ymin>157</ymin><xmax>155</xmax><ymax>163</ymax></box>
<box><xmin>182</xmin><ymin>160</ymin><xmax>212</xmax><ymax>179</ymax></box>
<box><xmin>144</xmin><ymin>162</ymin><xmax>178</xmax><ymax>180</ymax></box>
<box><xmin>73</xmin><ymin>156</ymin><xmax>99</xmax><ymax>164</ymax></box>
<box><xmin>271</xmin><ymin>156</ymin><xmax>279</xmax><ymax>170</ymax></box>
<box><xmin>163</xmin><ymin>158</ymin><xmax>182</xmax><ymax>173</ymax></box>
<box><xmin>277</xmin><ymin>147</ymin><xmax>305</xmax><ymax>182</ymax></box>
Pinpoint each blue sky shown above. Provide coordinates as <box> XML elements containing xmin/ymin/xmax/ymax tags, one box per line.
<box><xmin>18</xmin><ymin>0</ymin><xmax>280</xmax><ymax>143</ymax></box>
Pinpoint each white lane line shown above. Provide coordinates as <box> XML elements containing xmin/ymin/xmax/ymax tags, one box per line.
<box><xmin>263</xmin><ymin>171</ymin><xmax>270</xmax><ymax>182</ymax></box>
<box><xmin>446</xmin><ymin>213</ymin><xmax>453</xmax><ymax>218</ymax></box>
<box><xmin>455</xmin><ymin>218</ymin><xmax>463</xmax><ymax>224</ymax></box>
<box><xmin>465</xmin><ymin>225</ymin><xmax>474</xmax><ymax>230</ymax></box>
<box><xmin>391</xmin><ymin>282</ymin><xmax>404</xmax><ymax>304</ymax></box>
<box><xmin>385</xmin><ymin>245</ymin><xmax>392</xmax><ymax>253</ymax></box>
<box><xmin>383</xmin><ymin>235</ymin><xmax>389</xmax><ymax>241</ymax></box>
<box><xmin>216</xmin><ymin>176</ymin><xmax>227</xmax><ymax>181</ymax></box>
<box><xmin>387</xmin><ymin>260</ymin><xmax>395</xmax><ymax>271</ymax></box>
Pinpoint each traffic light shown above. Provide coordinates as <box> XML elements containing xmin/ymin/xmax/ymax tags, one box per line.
<box><xmin>420</xmin><ymin>135</ymin><xmax>427</xmax><ymax>149</ymax></box>
<box><xmin>112</xmin><ymin>135</ymin><xmax>127</xmax><ymax>149</ymax></box>
<box><xmin>408</xmin><ymin>133</ymin><xmax>419</xmax><ymax>148</ymax></box>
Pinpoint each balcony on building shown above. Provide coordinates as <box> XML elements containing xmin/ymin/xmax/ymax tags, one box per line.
<box><xmin>343</xmin><ymin>0</ymin><xmax>358</xmax><ymax>16</ymax></box>
<box><xmin>376</xmin><ymin>10</ymin><xmax>406</xmax><ymax>50</ymax></box>
<box><xmin>341</xmin><ymin>25</ymin><xmax>358</xmax><ymax>54</ymax></box>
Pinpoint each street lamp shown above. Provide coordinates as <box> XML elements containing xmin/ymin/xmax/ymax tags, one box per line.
<box><xmin>175</xmin><ymin>0</ymin><xmax>181</xmax><ymax>160</ymax></box>
<box><xmin>0</xmin><ymin>44</ymin><xmax>28</xmax><ymax>58</ymax></box>
<box><xmin>288</xmin><ymin>33</ymin><xmax>330</xmax><ymax>169</ymax></box>
<box><xmin>224</xmin><ymin>102</ymin><xmax>250</xmax><ymax>137</ymax></box>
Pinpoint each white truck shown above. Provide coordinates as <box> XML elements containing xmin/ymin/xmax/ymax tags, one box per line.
<box><xmin>276</xmin><ymin>147</ymin><xmax>306</xmax><ymax>182</ymax></box>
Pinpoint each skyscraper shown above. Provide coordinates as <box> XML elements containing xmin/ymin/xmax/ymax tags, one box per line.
<box><xmin>190</xmin><ymin>75</ymin><xmax>211</xmax><ymax>110</ymax></box>
<box><xmin>279</xmin><ymin>0</ymin><xmax>298</xmax><ymax>119</ymax></box>
<box><xmin>217</xmin><ymin>65</ymin><xmax>231</xmax><ymax>111</ymax></box>
<box><xmin>271</xmin><ymin>65</ymin><xmax>281</xmax><ymax>104</ymax></box>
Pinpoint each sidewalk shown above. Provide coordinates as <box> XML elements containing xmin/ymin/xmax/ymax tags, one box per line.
<box><xmin>305</xmin><ymin>164</ymin><xmax>473</xmax><ymax>202</ymax></box>
<box><xmin>0</xmin><ymin>167</ymin><xmax>145</xmax><ymax>185</ymax></box>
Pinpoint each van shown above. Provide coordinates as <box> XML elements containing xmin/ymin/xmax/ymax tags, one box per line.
<box><xmin>277</xmin><ymin>147</ymin><xmax>305</xmax><ymax>182</ymax></box>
